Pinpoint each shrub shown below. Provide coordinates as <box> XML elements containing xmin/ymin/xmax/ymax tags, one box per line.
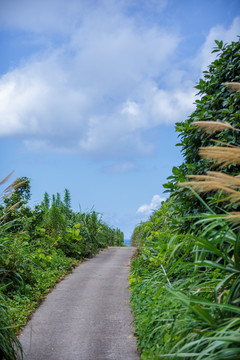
<box><xmin>130</xmin><ymin>41</ymin><xmax>240</xmax><ymax>359</ymax></box>
<box><xmin>164</xmin><ymin>38</ymin><xmax>240</xmax><ymax>228</ymax></box>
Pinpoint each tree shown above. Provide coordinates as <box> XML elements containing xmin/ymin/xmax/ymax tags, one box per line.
<box><xmin>2</xmin><ymin>177</ymin><xmax>31</xmax><ymax>229</ymax></box>
<box><xmin>63</xmin><ymin>188</ymin><xmax>71</xmax><ymax>211</ymax></box>
<box><xmin>3</xmin><ymin>177</ymin><xmax>31</xmax><ymax>208</ymax></box>
<box><xmin>56</xmin><ymin>193</ymin><xmax>61</xmax><ymax>208</ymax></box>
<box><xmin>42</xmin><ymin>192</ymin><xmax>50</xmax><ymax>210</ymax></box>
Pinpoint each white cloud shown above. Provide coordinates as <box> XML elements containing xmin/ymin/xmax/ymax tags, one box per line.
<box><xmin>121</xmin><ymin>101</ymin><xmax>139</xmax><ymax>117</ymax></box>
<box><xmin>0</xmin><ymin>0</ymin><xmax>86</xmax><ymax>34</ymax></box>
<box><xmin>0</xmin><ymin>0</ymin><xmax>168</xmax><ymax>35</ymax></box>
<box><xmin>0</xmin><ymin>3</ymin><xmax>239</xmax><ymax>161</ymax></box>
<box><xmin>198</xmin><ymin>17</ymin><xmax>240</xmax><ymax>72</ymax></box>
<box><xmin>137</xmin><ymin>194</ymin><xmax>166</xmax><ymax>217</ymax></box>
<box><xmin>0</xmin><ymin>2</ymin><xmax>181</xmax><ymax>157</ymax></box>
<box><xmin>149</xmin><ymin>84</ymin><xmax>196</xmax><ymax>124</ymax></box>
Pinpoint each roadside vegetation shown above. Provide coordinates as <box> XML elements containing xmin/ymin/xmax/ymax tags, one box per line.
<box><xmin>130</xmin><ymin>39</ymin><xmax>240</xmax><ymax>359</ymax></box>
<box><xmin>0</xmin><ymin>175</ymin><xmax>123</xmax><ymax>360</ymax></box>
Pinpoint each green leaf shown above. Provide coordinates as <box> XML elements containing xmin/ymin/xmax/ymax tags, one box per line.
<box><xmin>195</xmin><ymin>260</ymin><xmax>239</xmax><ymax>273</ymax></box>
<box><xmin>215</xmin><ymin>40</ymin><xmax>223</xmax><ymax>49</ymax></box>
<box><xmin>190</xmin><ymin>304</ymin><xmax>216</xmax><ymax>326</ymax></box>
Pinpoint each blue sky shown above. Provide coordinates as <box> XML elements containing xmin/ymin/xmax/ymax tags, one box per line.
<box><xmin>0</xmin><ymin>0</ymin><xmax>240</xmax><ymax>238</ymax></box>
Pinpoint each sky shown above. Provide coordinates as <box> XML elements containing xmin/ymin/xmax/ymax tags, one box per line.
<box><xmin>0</xmin><ymin>0</ymin><xmax>240</xmax><ymax>239</ymax></box>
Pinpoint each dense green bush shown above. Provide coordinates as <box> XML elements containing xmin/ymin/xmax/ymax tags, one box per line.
<box><xmin>0</xmin><ymin>290</ymin><xmax>23</xmax><ymax>360</ymax></box>
<box><xmin>130</xmin><ymin>38</ymin><xmax>240</xmax><ymax>360</ymax></box>
<box><xmin>130</xmin><ymin>196</ymin><xmax>240</xmax><ymax>359</ymax></box>
<box><xmin>0</xmin><ymin>176</ymin><xmax>124</xmax><ymax>359</ymax></box>
<box><xmin>164</xmin><ymin>38</ymin><xmax>240</xmax><ymax>229</ymax></box>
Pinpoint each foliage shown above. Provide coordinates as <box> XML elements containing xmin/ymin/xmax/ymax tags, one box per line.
<box><xmin>131</xmin><ymin>223</ymin><xmax>146</xmax><ymax>247</ymax></box>
<box><xmin>3</xmin><ymin>177</ymin><xmax>31</xmax><ymax>206</ymax></box>
<box><xmin>130</xmin><ymin>39</ymin><xmax>240</xmax><ymax>360</ymax></box>
<box><xmin>0</xmin><ymin>175</ymin><xmax>124</xmax><ymax>357</ymax></box>
<box><xmin>163</xmin><ymin>38</ymin><xmax>240</xmax><ymax>228</ymax></box>
<box><xmin>0</xmin><ymin>291</ymin><xmax>23</xmax><ymax>360</ymax></box>
<box><xmin>0</xmin><ymin>174</ymin><xmax>23</xmax><ymax>360</ymax></box>
<box><xmin>131</xmin><ymin>203</ymin><xmax>240</xmax><ymax>359</ymax></box>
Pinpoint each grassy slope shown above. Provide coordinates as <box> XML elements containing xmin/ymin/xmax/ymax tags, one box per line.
<box><xmin>130</xmin><ymin>197</ymin><xmax>240</xmax><ymax>359</ymax></box>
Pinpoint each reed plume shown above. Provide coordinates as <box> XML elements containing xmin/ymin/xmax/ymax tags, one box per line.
<box><xmin>192</xmin><ymin>121</ymin><xmax>237</xmax><ymax>134</ymax></box>
<box><xmin>0</xmin><ymin>172</ymin><xmax>16</xmax><ymax>202</ymax></box>
<box><xmin>1</xmin><ymin>174</ymin><xmax>26</xmax><ymax>202</ymax></box>
<box><xmin>225</xmin><ymin>212</ymin><xmax>240</xmax><ymax>223</ymax></box>
<box><xmin>183</xmin><ymin>171</ymin><xmax>240</xmax><ymax>189</ymax></box>
<box><xmin>225</xmin><ymin>82</ymin><xmax>240</xmax><ymax>92</ymax></box>
<box><xmin>0</xmin><ymin>173</ymin><xmax>26</xmax><ymax>223</ymax></box>
<box><xmin>0</xmin><ymin>171</ymin><xmax>14</xmax><ymax>186</ymax></box>
<box><xmin>179</xmin><ymin>82</ymin><xmax>240</xmax><ymax>219</ymax></box>
<box><xmin>179</xmin><ymin>173</ymin><xmax>240</xmax><ymax>204</ymax></box>
<box><xmin>199</xmin><ymin>146</ymin><xmax>240</xmax><ymax>168</ymax></box>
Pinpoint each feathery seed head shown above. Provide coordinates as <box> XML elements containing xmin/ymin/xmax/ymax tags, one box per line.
<box><xmin>225</xmin><ymin>82</ymin><xmax>240</xmax><ymax>92</ymax></box>
<box><xmin>199</xmin><ymin>146</ymin><xmax>240</xmax><ymax>168</ymax></box>
<box><xmin>192</xmin><ymin>121</ymin><xmax>236</xmax><ymax>134</ymax></box>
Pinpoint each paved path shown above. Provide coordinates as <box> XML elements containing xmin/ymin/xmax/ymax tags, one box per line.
<box><xmin>19</xmin><ymin>247</ymin><xmax>139</xmax><ymax>360</ymax></box>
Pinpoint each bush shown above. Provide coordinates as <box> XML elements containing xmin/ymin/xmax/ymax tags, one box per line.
<box><xmin>130</xmin><ymin>39</ymin><xmax>240</xmax><ymax>359</ymax></box>
<box><xmin>164</xmin><ymin>38</ymin><xmax>240</xmax><ymax>228</ymax></box>
<box><xmin>0</xmin><ymin>178</ymin><xmax>124</xmax><ymax>352</ymax></box>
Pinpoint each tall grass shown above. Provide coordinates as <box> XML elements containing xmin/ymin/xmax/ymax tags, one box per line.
<box><xmin>131</xmin><ymin>197</ymin><xmax>240</xmax><ymax>359</ymax></box>
<box><xmin>0</xmin><ymin>290</ymin><xmax>23</xmax><ymax>360</ymax></box>
<box><xmin>130</xmin><ymin>83</ymin><xmax>240</xmax><ymax>359</ymax></box>
<box><xmin>0</xmin><ymin>177</ymin><xmax>125</xmax><ymax>341</ymax></box>
<box><xmin>168</xmin><ymin>84</ymin><xmax>240</xmax><ymax>358</ymax></box>
<box><xmin>0</xmin><ymin>173</ymin><xmax>23</xmax><ymax>360</ymax></box>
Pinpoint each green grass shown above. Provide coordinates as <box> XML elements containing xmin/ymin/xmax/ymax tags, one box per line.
<box><xmin>130</xmin><ymin>197</ymin><xmax>240</xmax><ymax>359</ymax></box>
<box><xmin>0</xmin><ymin>290</ymin><xmax>23</xmax><ymax>360</ymax></box>
<box><xmin>0</xmin><ymin>183</ymin><xmax>124</xmax><ymax>359</ymax></box>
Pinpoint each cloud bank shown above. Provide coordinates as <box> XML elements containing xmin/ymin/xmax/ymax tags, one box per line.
<box><xmin>137</xmin><ymin>194</ymin><xmax>166</xmax><ymax>217</ymax></box>
<box><xmin>0</xmin><ymin>0</ymin><xmax>191</xmax><ymax>158</ymax></box>
<box><xmin>198</xmin><ymin>16</ymin><xmax>240</xmax><ymax>71</ymax></box>
<box><xmin>0</xmin><ymin>1</ymin><xmax>239</xmax><ymax>162</ymax></box>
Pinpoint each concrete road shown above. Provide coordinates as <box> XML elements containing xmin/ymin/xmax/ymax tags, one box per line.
<box><xmin>19</xmin><ymin>247</ymin><xmax>139</xmax><ymax>360</ymax></box>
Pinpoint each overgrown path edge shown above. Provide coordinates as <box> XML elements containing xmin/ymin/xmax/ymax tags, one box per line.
<box><xmin>18</xmin><ymin>246</ymin><xmax>139</xmax><ymax>360</ymax></box>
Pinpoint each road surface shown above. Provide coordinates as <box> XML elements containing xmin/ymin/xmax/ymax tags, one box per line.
<box><xmin>19</xmin><ymin>247</ymin><xmax>139</xmax><ymax>360</ymax></box>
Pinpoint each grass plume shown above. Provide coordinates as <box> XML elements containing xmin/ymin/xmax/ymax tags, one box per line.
<box><xmin>182</xmin><ymin>171</ymin><xmax>240</xmax><ymax>191</ymax></box>
<box><xmin>192</xmin><ymin>120</ymin><xmax>237</xmax><ymax>134</ymax></box>
<box><xmin>0</xmin><ymin>174</ymin><xmax>26</xmax><ymax>203</ymax></box>
<box><xmin>225</xmin><ymin>212</ymin><xmax>240</xmax><ymax>223</ymax></box>
<box><xmin>199</xmin><ymin>146</ymin><xmax>240</xmax><ymax>168</ymax></box>
<box><xmin>0</xmin><ymin>172</ymin><xmax>14</xmax><ymax>186</ymax></box>
<box><xmin>179</xmin><ymin>82</ymin><xmax>240</xmax><ymax>214</ymax></box>
<box><xmin>225</xmin><ymin>82</ymin><xmax>240</xmax><ymax>92</ymax></box>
